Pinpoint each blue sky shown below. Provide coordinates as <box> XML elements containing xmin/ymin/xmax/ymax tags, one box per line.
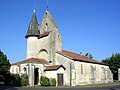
<box><xmin>0</xmin><ymin>0</ymin><xmax>120</xmax><ymax>63</ymax></box>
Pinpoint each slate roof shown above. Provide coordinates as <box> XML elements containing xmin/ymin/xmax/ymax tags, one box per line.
<box><xmin>44</xmin><ymin>65</ymin><xmax>65</xmax><ymax>71</ymax></box>
<box><xmin>11</xmin><ymin>58</ymin><xmax>49</xmax><ymax>66</ymax></box>
<box><xmin>57</xmin><ymin>50</ymin><xmax>105</xmax><ymax>65</ymax></box>
<box><xmin>25</xmin><ymin>11</ymin><xmax>40</xmax><ymax>38</ymax></box>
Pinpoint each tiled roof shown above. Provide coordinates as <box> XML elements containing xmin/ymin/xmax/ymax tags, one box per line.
<box><xmin>44</xmin><ymin>65</ymin><xmax>65</xmax><ymax>71</ymax></box>
<box><xmin>20</xmin><ymin>58</ymin><xmax>48</xmax><ymax>64</ymax></box>
<box><xmin>11</xmin><ymin>62</ymin><xmax>21</xmax><ymax>66</ymax></box>
<box><xmin>11</xmin><ymin>58</ymin><xmax>49</xmax><ymax>66</ymax></box>
<box><xmin>57</xmin><ymin>50</ymin><xmax>103</xmax><ymax>64</ymax></box>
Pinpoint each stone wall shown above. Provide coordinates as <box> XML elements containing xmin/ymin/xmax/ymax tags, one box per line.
<box><xmin>10</xmin><ymin>65</ymin><xmax>19</xmax><ymax>74</ymax></box>
<box><xmin>26</xmin><ymin>37</ymin><xmax>38</xmax><ymax>59</ymax></box>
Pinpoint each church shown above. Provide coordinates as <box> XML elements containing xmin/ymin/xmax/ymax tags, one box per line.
<box><xmin>10</xmin><ymin>7</ymin><xmax>113</xmax><ymax>86</ymax></box>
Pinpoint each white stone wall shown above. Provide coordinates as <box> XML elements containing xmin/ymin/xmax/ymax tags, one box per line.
<box><xmin>26</xmin><ymin>37</ymin><xmax>38</xmax><ymax>59</ymax></box>
<box><xmin>55</xmin><ymin>53</ymin><xmax>75</xmax><ymax>86</ymax></box>
<box><xmin>37</xmin><ymin>36</ymin><xmax>50</xmax><ymax>61</ymax></box>
<box><xmin>75</xmin><ymin>61</ymin><xmax>113</xmax><ymax>85</ymax></box>
<box><xmin>75</xmin><ymin>61</ymin><xmax>90</xmax><ymax>85</ymax></box>
<box><xmin>10</xmin><ymin>65</ymin><xmax>19</xmax><ymax>74</ymax></box>
<box><xmin>54</xmin><ymin>27</ymin><xmax>62</xmax><ymax>51</ymax></box>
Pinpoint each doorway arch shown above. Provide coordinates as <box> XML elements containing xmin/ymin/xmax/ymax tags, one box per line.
<box><xmin>34</xmin><ymin>68</ymin><xmax>39</xmax><ymax>85</ymax></box>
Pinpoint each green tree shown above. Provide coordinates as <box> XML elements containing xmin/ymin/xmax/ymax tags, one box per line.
<box><xmin>40</xmin><ymin>76</ymin><xmax>50</xmax><ymax>86</ymax></box>
<box><xmin>0</xmin><ymin>50</ymin><xmax>10</xmax><ymax>84</ymax></box>
<box><xmin>49</xmin><ymin>78</ymin><xmax>56</xmax><ymax>86</ymax></box>
<box><xmin>85</xmin><ymin>53</ymin><xmax>93</xmax><ymax>59</ymax></box>
<box><xmin>0</xmin><ymin>50</ymin><xmax>10</xmax><ymax>75</ymax></box>
<box><xmin>10</xmin><ymin>74</ymin><xmax>21</xmax><ymax>86</ymax></box>
<box><xmin>21</xmin><ymin>74</ymin><xmax>29</xmax><ymax>86</ymax></box>
<box><xmin>102</xmin><ymin>53</ymin><xmax>120</xmax><ymax>80</ymax></box>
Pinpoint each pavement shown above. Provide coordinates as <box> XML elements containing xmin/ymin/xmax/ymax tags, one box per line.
<box><xmin>0</xmin><ymin>85</ymin><xmax>120</xmax><ymax>90</ymax></box>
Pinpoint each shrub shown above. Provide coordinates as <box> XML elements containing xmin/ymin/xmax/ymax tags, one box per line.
<box><xmin>50</xmin><ymin>78</ymin><xmax>56</xmax><ymax>86</ymax></box>
<box><xmin>0</xmin><ymin>75</ymin><xmax>4</xmax><ymax>83</ymax></box>
<box><xmin>40</xmin><ymin>76</ymin><xmax>50</xmax><ymax>86</ymax></box>
<box><xmin>20</xmin><ymin>74</ymin><xmax>29</xmax><ymax>86</ymax></box>
<box><xmin>10</xmin><ymin>74</ymin><xmax>21</xmax><ymax>86</ymax></box>
<box><xmin>4</xmin><ymin>73</ymin><xmax>11</xmax><ymax>85</ymax></box>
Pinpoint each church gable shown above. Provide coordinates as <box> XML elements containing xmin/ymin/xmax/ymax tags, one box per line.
<box><xmin>38</xmin><ymin>10</ymin><xmax>62</xmax><ymax>51</ymax></box>
<box><xmin>39</xmin><ymin>10</ymin><xmax>58</xmax><ymax>34</ymax></box>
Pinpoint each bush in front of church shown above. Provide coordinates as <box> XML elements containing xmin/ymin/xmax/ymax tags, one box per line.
<box><xmin>40</xmin><ymin>76</ymin><xmax>50</xmax><ymax>86</ymax></box>
<box><xmin>0</xmin><ymin>75</ymin><xmax>4</xmax><ymax>84</ymax></box>
<box><xmin>20</xmin><ymin>74</ymin><xmax>29</xmax><ymax>86</ymax></box>
<box><xmin>10</xmin><ymin>74</ymin><xmax>21</xmax><ymax>86</ymax></box>
<box><xmin>50</xmin><ymin>78</ymin><xmax>56</xmax><ymax>86</ymax></box>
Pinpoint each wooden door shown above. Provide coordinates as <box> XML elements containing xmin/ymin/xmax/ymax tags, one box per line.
<box><xmin>57</xmin><ymin>74</ymin><xmax>63</xmax><ymax>86</ymax></box>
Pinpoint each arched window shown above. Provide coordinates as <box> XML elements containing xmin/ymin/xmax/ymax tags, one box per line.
<box><xmin>23</xmin><ymin>67</ymin><xmax>27</xmax><ymax>74</ymax></box>
<box><xmin>81</xmin><ymin>64</ymin><xmax>83</xmax><ymax>74</ymax></box>
<box><xmin>38</xmin><ymin>49</ymin><xmax>48</xmax><ymax>60</ymax></box>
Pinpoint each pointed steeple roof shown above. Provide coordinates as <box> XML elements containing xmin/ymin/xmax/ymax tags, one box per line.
<box><xmin>25</xmin><ymin>11</ymin><xmax>39</xmax><ymax>38</ymax></box>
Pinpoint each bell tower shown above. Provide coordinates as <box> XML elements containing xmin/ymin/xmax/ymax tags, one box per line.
<box><xmin>25</xmin><ymin>10</ymin><xmax>40</xmax><ymax>59</ymax></box>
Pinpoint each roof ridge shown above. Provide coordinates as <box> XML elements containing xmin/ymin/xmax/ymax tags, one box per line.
<box><xmin>57</xmin><ymin>50</ymin><xmax>102</xmax><ymax>64</ymax></box>
<box><xmin>11</xmin><ymin>57</ymin><xmax>49</xmax><ymax>66</ymax></box>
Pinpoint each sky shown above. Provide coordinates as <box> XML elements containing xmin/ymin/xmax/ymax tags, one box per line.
<box><xmin>0</xmin><ymin>0</ymin><xmax>120</xmax><ymax>64</ymax></box>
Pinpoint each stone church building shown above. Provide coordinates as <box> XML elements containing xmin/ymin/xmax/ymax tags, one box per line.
<box><xmin>10</xmin><ymin>9</ymin><xmax>113</xmax><ymax>86</ymax></box>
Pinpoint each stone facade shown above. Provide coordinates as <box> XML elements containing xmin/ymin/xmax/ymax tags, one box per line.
<box><xmin>10</xmin><ymin>9</ymin><xmax>113</xmax><ymax>86</ymax></box>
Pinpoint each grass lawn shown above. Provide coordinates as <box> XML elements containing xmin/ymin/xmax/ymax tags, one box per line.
<box><xmin>75</xmin><ymin>81</ymin><xmax>120</xmax><ymax>88</ymax></box>
<box><xmin>32</xmin><ymin>81</ymin><xmax>120</xmax><ymax>88</ymax></box>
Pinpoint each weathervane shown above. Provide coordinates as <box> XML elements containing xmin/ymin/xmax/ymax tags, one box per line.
<box><xmin>34</xmin><ymin>0</ymin><xmax>36</xmax><ymax>12</ymax></box>
<box><xmin>46</xmin><ymin>0</ymin><xmax>49</xmax><ymax>10</ymax></box>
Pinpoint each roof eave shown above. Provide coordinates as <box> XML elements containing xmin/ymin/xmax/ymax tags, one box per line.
<box><xmin>74</xmin><ymin>59</ymin><xmax>108</xmax><ymax>66</ymax></box>
<box><xmin>25</xmin><ymin>34</ymin><xmax>39</xmax><ymax>38</ymax></box>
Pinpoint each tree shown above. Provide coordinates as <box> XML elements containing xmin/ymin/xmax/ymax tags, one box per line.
<box><xmin>21</xmin><ymin>74</ymin><xmax>29</xmax><ymax>86</ymax></box>
<box><xmin>0</xmin><ymin>50</ymin><xmax>10</xmax><ymax>75</ymax></box>
<box><xmin>102</xmin><ymin>53</ymin><xmax>120</xmax><ymax>80</ymax></box>
<box><xmin>85</xmin><ymin>53</ymin><xmax>93</xmax><ymax>59</ymax></box>
<box><xmin>40</xmin><ymin>76</ymin><xmax>50</xmax><ymax>86</ymax></box>
<box><xmin>10</xmin><ymin>74</ymin><xmax>21</xmax><ymax>86</ymax></box>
